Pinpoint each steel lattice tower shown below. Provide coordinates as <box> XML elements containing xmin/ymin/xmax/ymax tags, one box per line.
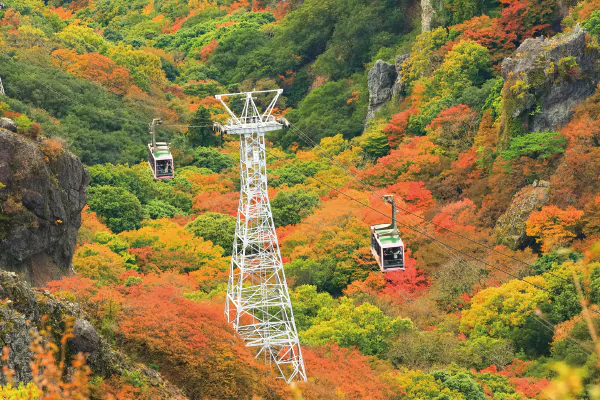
<box><xmin>215</xmin><ymin>89</ymin><xmax>307</xmax><ymax>383</ymax></box>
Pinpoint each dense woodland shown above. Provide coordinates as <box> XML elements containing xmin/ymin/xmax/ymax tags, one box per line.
<box><xmin>2</xmin><ymin>0</ymin><xmax>600</xmax><ymax>398</ymax></box>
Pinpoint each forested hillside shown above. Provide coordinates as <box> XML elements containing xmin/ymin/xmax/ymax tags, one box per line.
<box><xmin>2</xmin><ymin>0</ymin><xmax>600</xmax><ymax>398</ymax></box>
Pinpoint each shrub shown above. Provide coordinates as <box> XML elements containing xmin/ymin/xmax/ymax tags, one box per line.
<box><xmin>500</xmin><ymin>131</ymin><xmax>566</xmax><ymax>161</ymax></box>
<box><xmin>271</xmin><ymin>188</ymin><xmax>320</xmax><ymax>227</ymax></box>
<box><xmin>88</xmin><ymin>186</ymin><xmax>144</xmax><ymax>233</ymax></box>
<box><xmin>185</xmin><ymin>212</ymin><xmax>237</xmax><ymax>256</ymax></box>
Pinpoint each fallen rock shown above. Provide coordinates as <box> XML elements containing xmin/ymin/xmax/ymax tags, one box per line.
<box><xmin>72</xmin><ymin>318</ymin><xmax>100</xmax><ymax>354</ymax></box>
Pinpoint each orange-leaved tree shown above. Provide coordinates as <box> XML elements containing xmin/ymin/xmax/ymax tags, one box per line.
<box><xmin>425</xmin><ymin>104</ymin><xmax>479</xmax><ymax>155</ymax></box>
<box><xmin>383</xmin><ymin>108</ymin><xmax>418</xmax><ymax>148</ymax></box>
<box><xmin>526</xmin><ymin>205</ymin><xmax>584</xmax><ymax>252</ymax></box>
<box><xmin>361</xmin><ymin>137</ymin><xmax>442</xmax><ymax>187</ymax></box>
<box><xmin>301</xmin><ymin>343</ymin><xmax>391</xmax><ymax>400</ymax></box>
<box><xmin>52</xmin><ymin>49</ymin><xmax>135</xmax><ymax>95</ymax></box>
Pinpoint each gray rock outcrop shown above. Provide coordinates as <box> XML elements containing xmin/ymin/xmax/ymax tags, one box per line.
<box><xmin>499</xmin><ymin>24</ymin><xmax>600</xmax><ymax>148</ymax></box>
<box><xmin>393</xmin><ymin>54</ymin><xmax>410</xmax><ymax>98</ymax></box>
<box><xmin>0</xmin><ymin>130</ymin><xmax>89</xmax><ymax>286</ymax></box>
<box><xmin>493</xmin><ymin>181</ymin><xmax>550</xmax><ymax>250</ymax></box>
<box><xmin>366</xmin><ymin>56</ymin><xmax>410</xmax><ymax>125</ymax></box>
<box><xmin>421</xmin><ymin>0</ymin><xmax>435</xmax><ymax>31</ymax></box>
<box><xmin>0</xmin><ymin>117</ymin><xmax>17</xmax><ymax>133</ymax></box>
<box><xmin>366</xmin><ymin>60</ymin><xmax>398</xmax><ymax>124</ymax></box>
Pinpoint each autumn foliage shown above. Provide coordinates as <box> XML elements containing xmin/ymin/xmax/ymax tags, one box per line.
<box><xmin>6</xmin><ymin>0</ymin><xmax>600</xmax><ymax>397</ymax></box>
<box><xmin>301</xmin><ymin>344</ymin><xmax>390</xmax><ymax>400</ymax></box>
<box><xmin>526</xmin><ymin>206</ymin><xmax>584</xmax><ymax>252</ymax></box>
<box><xmin>48</xmin><ymin>273</ymin><xmax>286</xmax><ymax>399</ymax></box>
<box><xmin>52</xmin><ymin>49</ymin><xmax>135</xmax><ymax>95</ymax></box>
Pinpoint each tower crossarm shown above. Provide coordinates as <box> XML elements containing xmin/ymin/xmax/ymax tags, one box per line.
<box><xmin>215</xmin><ymin>89</ymin><xmax>283</xmax><ymax>133</ymax></box>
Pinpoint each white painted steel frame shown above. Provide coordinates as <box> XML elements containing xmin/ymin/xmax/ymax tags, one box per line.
<box><xmin>216</xmin><ymin>90</ymin><xmax>307</xmax><ymax>383</ymax></box>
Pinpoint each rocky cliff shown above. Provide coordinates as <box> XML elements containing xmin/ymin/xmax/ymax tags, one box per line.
<box><xmin>0</xmin><ymin>270</ymin><xmax>183</xmax><ymax>398</ymax></box>
<box><xmin>366</xmin><ymin>60</ymin><xmax>397</xmax><ymax>124</ymax></box>
<box><xmin>0</xmin><ymin>130</ymin><xmax>89</xmax><ymax>286</ymax></box>
<box><xmin>500</xmin><ymin>24</ymin><xmax>600</xmax><ymax>148</ymax></box>
<box><xmin>366</xmin><ymin>55</ymin><xmax>409</xmax><ymax>125</ymax></box>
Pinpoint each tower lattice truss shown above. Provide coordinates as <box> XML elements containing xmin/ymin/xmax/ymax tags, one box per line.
<box><xmin>215</xmin><ymin>90</ymin><xmax>307</xmax><ymax>383</ymax></box>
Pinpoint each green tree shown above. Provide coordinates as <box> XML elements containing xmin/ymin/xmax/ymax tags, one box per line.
<box><xmin>359</xmin><ymin>127</ymin><xmax>390</xmax><ymax>160</ymax></box>
<box><xmin>286</xmin><ymin>258</ymin><xmax>337</xmax><ymax>292</ymax></box>
<box><xmin>583</xmin><ymin>10</ymin><xmax>600</xmax><ymax>38</ymax></box>
<box><xmin>208</xmin><ymin>26</ymin><xmax>270</xmax><ymax>83</ymax></box>
<box><xmin>142</xmin><ymin>199</ymin><xmax>183</xmax><ymax>220</ymax></box>
<box><xmin>500</xmin><ymin>131</ymin><xmax>566</xmax><ymax>160</ymax></box>
<box><xmin>88</xmin><ymin>186</ymin><xmax>144</xmax><ymax>233</ymax></box>
<box><xmin>432</xmin><ymin>371</ymin><xmax>486</xmax><ymax>400</ymax></box>
<box><xmin>429</xmin><ymin>40</ymin><xmax>492</xmax><ymax>96</ymax></box>
<box><xmin>302</xmin><ymin>297</ymin><xmax>412</xmax><ymax>356</ymax></box>
<box><xmin>192</xmin><ymin>147</ymin><xmax>235</xmax><ymax>172</ymax></box>
<box><xmin>270</xmin><ymin>161</ymin><xmax>325</xmax><ymax>187</ymax></box>
<box><xmin>187</xmin><ymin>107</ymin><xmax>218</xmax><ymax>147</ymax></box>
<box><xmin>460</xmin><ymin>276</ymin><xmax>551</xmax><ymax>355</ymax></box>
<box><xmin>57</xmin><ymin>24</ymin><xmax>108</xmax><ymax>54</ymax></box>
<box><xmin>290</xmin><ymin>285</ymin><xmax>336</xmax><ymax>331</ymax></box>
<box><xmin>185</xmin><ymin>212</ymin><xmax>237</xmax><ymax>256</ymax></box>
<box><xmin>271</xmin><ymin>189</ymin><xmax>320</xmax><ymax>227</ymax></box>
<box><xmin>88</xmin><ymin>163</ymin><xmax>158</xmax><ymax>204</ymax></box>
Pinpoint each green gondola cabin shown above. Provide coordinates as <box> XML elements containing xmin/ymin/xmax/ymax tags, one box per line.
<box><xmin>370</xmin><ymin>195</ymin><xmax>405</xmax><ymax>272</ymax></box>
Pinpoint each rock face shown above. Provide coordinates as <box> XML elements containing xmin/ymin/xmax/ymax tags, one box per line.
<box><xmin>366</xmin><ymin>60</ymin><xmax>398</xmax><ymax>124</ymax></box>
<box><xmin>0</xmin><ymin>117</ymin><xmax>17</xmax><ymax>133</ymax></box>
<box><xmin>0</xmin><ymin>130</ymin><xmax>89</xmax><ymax>286</ymax></box>
<box><xmin>500</xmin><ymin>25</ymin><xmax>600</xmax><ymax>148</ymax></box>
<box><xmin>421</xmin><ymin>0</ymin><xmax>435</xmax><ymax>31</ymax></box>
<box><xmin>493</xmin><ymin>181</ymin><xmax>550</xmax><ymax>250</ymax></box>
<box><xmin>366</xmin><ymin>56</ymin><xmax>409</xmax><ymax>125</ymax></box>
<box><xmin>393</xmin><ymin>54</ymin><xmax>410</xmax><ymax>98</ymax></box>
<box><xmin>0</xmin><ymin>270</ymin><xmax>183</xmax><ymax>398</ymax></box>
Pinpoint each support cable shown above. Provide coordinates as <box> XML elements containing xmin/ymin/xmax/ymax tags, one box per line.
<box><xmin>245</xmin><ymin>140</ymin><xmax>595</xmax><ymax>365</ymax></box>
<box><xmin>287</xmin><ymin>121</ymin><xmax>577</xmax><ymax>288</ymax></box>
<box><xmin>259</xmin><ymin>140</ymin><xmax>600</xmax><ymax>319</ymax></box>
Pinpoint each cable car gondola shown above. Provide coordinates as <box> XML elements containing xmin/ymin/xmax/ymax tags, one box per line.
<box><xmin>148</xmin><ymin>118</ymin><xmax>174</xmax><ymax>180</ymax></box>
<box><xmin>370</xmin><ymin>195</ymin><xmax>405</xmax><ymax>272</ymax></box>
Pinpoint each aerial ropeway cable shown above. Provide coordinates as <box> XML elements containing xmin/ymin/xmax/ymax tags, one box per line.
<box><xmin>276</xmin><ymin>120</ymin><xmax>600</xmax><ymax>321</ymax></box>
<box><xmin>284</xmin><ymin>120</ymin><xmax>584</xmax><ymax>287</ymax></box>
